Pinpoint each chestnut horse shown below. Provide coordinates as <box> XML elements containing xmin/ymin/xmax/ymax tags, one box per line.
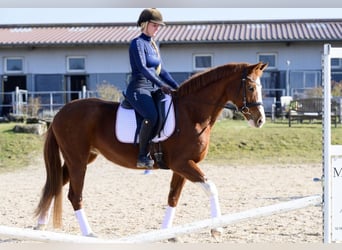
<box><xmin>35</xmin><ymin>62</ymin><xmax>267</xmax><ymax>239</ymax></box>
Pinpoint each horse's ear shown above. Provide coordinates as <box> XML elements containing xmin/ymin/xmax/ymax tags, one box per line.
<box><xmin>251</xmin><ymin>62</ymin><xmax>268</xmax><ymax>77</ymax></box>
<box><xmin>255</xmin><ymin>62</ymin><xmax>268</xmax><ymax>71</ymax></box>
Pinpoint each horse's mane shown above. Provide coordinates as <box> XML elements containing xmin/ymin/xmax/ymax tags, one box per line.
<box><xmin>175</xmin><ymin>62</ymin><xmax>248</xmax><ymax>97</ymax></box>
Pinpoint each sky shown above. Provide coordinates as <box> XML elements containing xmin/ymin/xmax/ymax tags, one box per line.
<box><xmin>0</xmin><ymin>8</ymin><xmax>342</xmax><ymax>25</ymax></box>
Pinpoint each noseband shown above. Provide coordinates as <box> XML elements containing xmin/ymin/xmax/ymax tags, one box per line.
<box><xmin>225</xmin><ymin>69</ymin><xmax>263</xmax><ymax>114</ymax></box>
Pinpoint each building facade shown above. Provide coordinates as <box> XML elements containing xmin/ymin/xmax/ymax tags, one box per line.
<box><xmin>1</xmin><ymin>19</ymin><xmax>342</xmax><ymax>116</ymax></box>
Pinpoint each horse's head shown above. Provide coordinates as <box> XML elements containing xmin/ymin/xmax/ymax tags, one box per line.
<box><xmin>233</xmin><ymin>62</ymin><xmax>268</xmax><ymax>128</ymax></box>
<box><xmin>175</xmin><ymin>61</ymin><xmax>267</xmax><ymax>128</ymax></box>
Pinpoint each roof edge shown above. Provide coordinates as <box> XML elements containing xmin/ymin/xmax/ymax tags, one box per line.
<box><xmin>1</xmin><ymin>18</ymin><xmax>342</xmax><ymax>28</ymax></box>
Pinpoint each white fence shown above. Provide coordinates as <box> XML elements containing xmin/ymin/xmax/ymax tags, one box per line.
<box><xmin>0</xmin><ymin>194</ymin><xmax>321</xmax><ymax>243</ymax></box>
<box><xmin>0</xmin><ymin>86</ymin><xmax>98</xmax><ymax>118</ymax></box>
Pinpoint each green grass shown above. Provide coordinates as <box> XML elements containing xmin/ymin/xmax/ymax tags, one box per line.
<box><xmin>0</xmin><ymin>123</ymin><xmax>44</xmax><ymax>172</ymax></box>
<box><xmin>205</xmin><ymin>119</ymin><xmax>342</xmax><ymax>166</ymax></box>
<box><xmin>1</xmin><ymin>119</ymin><xmax>342</xmax><ymax>172</ymax></box>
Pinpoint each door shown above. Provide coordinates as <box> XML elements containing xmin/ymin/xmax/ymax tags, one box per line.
<box><xmin>66</xmin><ymin>75</ymin><xmax>87</xmax><ymax>102</ymax></box>
<box><xmin>1</xmin><ymin>75</ymin><xmax>26</xmax><ymax>115</ymax></box>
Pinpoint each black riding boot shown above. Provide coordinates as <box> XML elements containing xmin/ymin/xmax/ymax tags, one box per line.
<box><xmin>137</xmin><ymin>119</ymin><xmax>154</xmax><ymax>169</ymax></box>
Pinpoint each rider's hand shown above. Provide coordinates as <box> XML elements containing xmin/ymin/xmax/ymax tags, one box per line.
<box><xmin>161</xmin><ymin>86</ymin><xmax>172</xmax><ymax>95</ymax></box>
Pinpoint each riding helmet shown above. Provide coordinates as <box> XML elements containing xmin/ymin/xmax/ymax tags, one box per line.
<box><xmin>137</xmin><ymin>8</ymin><xmax>165</xmax><ymax>26</ymax></box>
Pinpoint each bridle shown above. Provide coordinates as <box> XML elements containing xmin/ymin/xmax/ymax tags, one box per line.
<box><xmin>172</xmin><ymin>67</ymin><xmax>264</xmax><ymax>134</ymax></box>
<box><xmin>173</xmin><ymin>68</ymin><xmax>263</xmax><ymax>116</ymax></box>
<box><xmin>224</xmin><ymin>69</ymin><xmax>263</xmax><ymax>115</ymax></box>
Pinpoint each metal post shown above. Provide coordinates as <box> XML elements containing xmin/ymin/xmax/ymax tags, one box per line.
<box><xmin>50</xmin><ymin>92</ymin><xmax>53</xmax><ymax>115</ymax></box>
<box><xmin>82</xmin><ymin>85</ymin><xmax>86</xmax><ymax>99</ymax></box>
<box><xmin>323</xmin><ymin>43</ymin><xmax>332</xmax><ymax>243</ymax></box>
<box><xmin>286</xmin><ymin>60</ymin><xmax>291</xmax><ymax>96</ymax></box>
<box><xmin>15</xmin><ymin>86</ymin><xmax>19</xmax><ymax>115</ymax></box>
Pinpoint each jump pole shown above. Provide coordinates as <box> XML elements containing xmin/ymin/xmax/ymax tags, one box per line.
<box><xmin>115</xmin><ymin>194</ymin><xmax>321</xmax><ymax>243</ymax></box>
<box><xmin>322</xmin><ymin>44</ymin><xmax>342</xmax><ymax>243</ymax></box>
<box><xmin>0</xmin><ymin>225</ymin><xmax>112</xmax><ymax>243</ymax></box>
<box><xmin>0</xmin><ymin>195</ymin><xmax>320</xmax><ymax>243</ymax></box>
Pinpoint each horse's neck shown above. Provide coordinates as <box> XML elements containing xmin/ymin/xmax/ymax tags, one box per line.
<box><xmin>180</xmin><ymin>81</ymin><xmax>228</xmax><ymax>126</ymax></box>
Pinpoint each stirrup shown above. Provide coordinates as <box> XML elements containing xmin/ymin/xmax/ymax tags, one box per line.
<box><xmin>137</xmin><ymin>156</ymin><xmax>154</xmax><ymax>169</ymax></box>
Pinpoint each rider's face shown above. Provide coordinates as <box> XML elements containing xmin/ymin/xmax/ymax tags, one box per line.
<box><xmin>145</xmin><ymin>22</ymin><xmax>160</xmax><ymax>37</ymax></box>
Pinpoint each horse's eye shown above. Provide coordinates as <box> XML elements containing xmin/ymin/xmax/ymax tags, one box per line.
<box><xmin>248</xmin><ymin>86</ymin><xmax>254</xmax><ymax>92</ymax></box>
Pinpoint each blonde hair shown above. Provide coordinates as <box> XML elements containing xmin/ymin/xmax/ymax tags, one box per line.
<box><xmin>140</xmin><ymin>21</ymin><xmax>148</xmax><ymax>32</ymax></box>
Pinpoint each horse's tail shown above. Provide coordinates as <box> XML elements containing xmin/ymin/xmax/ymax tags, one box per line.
<box><xmin>35</xmin><ymin>126</ymin><xmax>64</xmax><ymax>228</ymax></box>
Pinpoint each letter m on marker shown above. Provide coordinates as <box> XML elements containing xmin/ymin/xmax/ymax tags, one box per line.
<box><xmin>333</xmin><ymin>167</ymin><xmax>342</xmax><ymax>177</ymax></box>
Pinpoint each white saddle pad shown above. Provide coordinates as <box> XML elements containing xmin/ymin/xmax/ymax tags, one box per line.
<box><xmin>115</xmin><ymin>95</ymin><xmax>175</xmax><ymax>143</ymax></box>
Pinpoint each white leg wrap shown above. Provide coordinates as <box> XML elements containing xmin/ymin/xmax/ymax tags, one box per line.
<box><xmin>161</xmin><ymin>206</ymin><xmax>176</xmax><ymax>229</ymax></box>
<box><xmin>75</xmin><ymin>209</ymin><xmax>93</xmax><ymax>236</ymax></box>
<box><xmin>37</xmin><ymin>202</ymin><xmax>53</xmax><ymax>225</ymax></box>
<box><xmin>210</xmin><ymin>194</ymin><xmax>221</xmax><ymax>218</ymax></box>
<box><xmin>198</xmin><ymin>180</ymin><xmax>221</xmax><ymax>218</ymax></box>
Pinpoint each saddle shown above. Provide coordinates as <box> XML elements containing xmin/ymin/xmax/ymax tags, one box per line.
<box><xmin>116</xmin><ymin>90</ymin><xmax>175</xmax><ymax>170</ymax></box>
<box><xmin>116</xmin><ymin>89</ymin><xmax>175</xmax><ymax>144</ymax></box>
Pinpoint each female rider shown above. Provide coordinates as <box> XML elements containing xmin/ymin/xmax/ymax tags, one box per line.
<box><xmin>125</xmin><ymin>8</ymin><xmax>179</xmax><ymax>168</ymax></box>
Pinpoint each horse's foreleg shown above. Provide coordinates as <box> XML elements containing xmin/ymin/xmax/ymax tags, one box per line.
<box><xmin>197</xmin><ymin>179</ymin><xmax>223</xmax><ymax>239</ymax></box>
<box><xmin>161</xmin><ymin>206</ymin><xmax>176</xmax><ymax>229</ymax></box>
<box><xmin>198</xmin><ymin>179</ymin><xmax>221</xmax><ymax>217</ymax></box>
<box><xmin>162</xmin><ymin>173</ymin><xmax>186</xmax><ymax>229</ymax></box>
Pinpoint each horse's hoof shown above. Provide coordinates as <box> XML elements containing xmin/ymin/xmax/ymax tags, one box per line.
<box><xmin>33</xmin><ymin>224</ymin><xmax>47</xmax><ymax>231</ymax></box>
<box><xmin>167</xmin><ymin>237</ymin><xmax>181</xmax><ymax>243</ymax></box>
<box><xmin>211</xmin><ymin>228</ymin><xmax>223</xmax><ymax>242</ymax></box>
<box><xmin>86</xmin><ymin>232</ymin><xmax>97</xmax><ymax>238</ymax></box>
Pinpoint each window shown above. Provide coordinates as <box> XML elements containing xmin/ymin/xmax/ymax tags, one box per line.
<box><xmin>290</xmin><ymin>70</ymin><xmax>321</xmax><ymax>95</ymax></box>
<box><xmin>67</xmin><ymin>56</ymin><xmax>86</xmax><ymax>72</ymax></box>
<box><xmin>331</xmin><ymin>58</ymin><xmax>342</xmax><ymax>68</ymax></box>
<box><xmin>193</xmin><ymin>54</ymin><xmax>213</xmax><ymax>71</ymax></box>
<box><xmin>5</xmin><ymin>57</ymin><xmax>24</xmax><ymax>73</ymax></box>
<box><xmin>257</xmin><ymin>53</ymin><xmax>277</xmax><ymax>69</ymax></box>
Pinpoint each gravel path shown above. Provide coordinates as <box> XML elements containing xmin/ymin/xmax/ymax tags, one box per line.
<box><xmin>0</xmin><ymin>156</ymin><xmax>323</xmax><ymax>243</ymax></box>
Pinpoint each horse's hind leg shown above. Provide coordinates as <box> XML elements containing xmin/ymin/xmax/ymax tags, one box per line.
<box><xmin>35</xmin><ymin>204</ymin><xmax>53</xmax><ymax>230</ymax></box>
<box><xmin>67</xmin><ymin>164</ymin><xmax>95</xmax><ymax>236</ymax></box>
<box><xmin>160</xmin><ymin>172</ymin><xmax>187</xmax><ymax>242</ymax></box>
<box><xmin>35</xmin><ymin>163</ymin><xmax>70</xmax><ymax>230</ymax></box>
<box><xmin>162</xmin><ymin>173</ymin><xmax>186</xmax><ymax>230</ymax></box>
